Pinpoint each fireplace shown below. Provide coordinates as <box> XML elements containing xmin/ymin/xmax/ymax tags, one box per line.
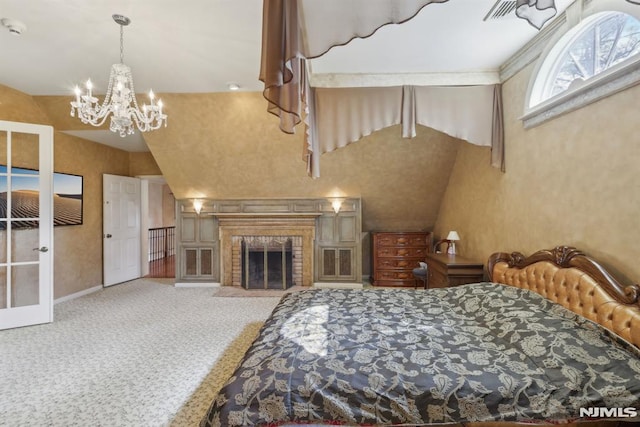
<box><xmin>217</xmin><ymin>214</ymin><xmax>317</xmax><ymax>287</ymax></box>
<box><xmin>241</xmin><ymin>237</ymin><xmax>293</xmax><ymax>289</ymax></box>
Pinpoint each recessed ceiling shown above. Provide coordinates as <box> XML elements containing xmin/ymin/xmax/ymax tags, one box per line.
<box><xmin>0</xmin><ymin>0</ymin><xmax>574</xmax><ymax>151</ymax></box>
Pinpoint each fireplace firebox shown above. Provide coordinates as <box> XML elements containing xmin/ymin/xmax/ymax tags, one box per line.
<box><xmin>241</xmin><ymin>237</ymin><xmax>293</xmax><ymax>289</ymax></box>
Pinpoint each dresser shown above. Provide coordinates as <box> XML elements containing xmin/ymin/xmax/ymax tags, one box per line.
<box><xmin>425</xmin><ymin>253</ymin><xmax>484</xmax><ymax>288</ymax></box>
<box><xmin>371</xmin><ymin>231</ymin><xmax>433</xmax><ymax>287</ymax></box>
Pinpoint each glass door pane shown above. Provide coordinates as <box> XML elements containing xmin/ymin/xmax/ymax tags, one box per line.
<box><xmin>12</xmin><ymin>265</ymin><xmax>39</xmax><ymax>308</ymax></box>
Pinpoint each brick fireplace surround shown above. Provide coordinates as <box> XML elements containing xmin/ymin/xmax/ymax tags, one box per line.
<box><xmin>216</xmin><ymin>214</ymin><xmax>319</xmax><ymax>287</ymax></box>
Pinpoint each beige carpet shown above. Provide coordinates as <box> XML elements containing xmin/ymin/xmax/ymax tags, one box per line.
<box><xmin>0</xmin><ymin>278</ymin><xmax>281</xmax><ymax>427</ymax></box>
<box><xmin>212</xmin><ymin>285</ymin><xmax>310</xmax><ymax>297</ymax></box>
<box><xmin>170</xmin><ymin>322</ymin><xmax>263</xmax><ymax>426</ymax></box>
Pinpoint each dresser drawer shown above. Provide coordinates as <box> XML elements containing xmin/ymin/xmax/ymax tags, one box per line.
<box><xmin>375</xmin><ymin>235</ymin><xmax>428</xmax><ymax>247</ymax></box>
<box><xmin>375</xmin><ymin>270</ymin><xmax>413</xmax><ymax>281</ymax></box>
<box><xmin>377</xmin><ymin>258</ymin><xmax>424</xmax><ymax>269</ymax></box>
<box><xmin>374</xmin><ymin>279</ymin><xmax>415</xmax><ymax>287</ymax></box>
<box><xmin>377</xmin><ymin>247</ymin><xmax>427</xmax><ymax>258</ymax></box>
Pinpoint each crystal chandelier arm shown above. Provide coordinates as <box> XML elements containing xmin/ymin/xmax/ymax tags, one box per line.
<box><xmin>130</xmin><ymin>101</ymin><xmax>168</xmax><ymax>132</ymax></box>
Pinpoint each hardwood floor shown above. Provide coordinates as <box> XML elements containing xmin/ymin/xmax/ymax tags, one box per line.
<box><xmin>147</xmin><ymin>255</ymin><xmax>175</xmax><ymax>278</ymax></box>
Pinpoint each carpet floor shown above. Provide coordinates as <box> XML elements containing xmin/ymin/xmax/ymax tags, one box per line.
<box><xmin>0</xmin><ymin>278</ymin><xmax>281</xmax><ymax>427</ymax></box>
<box><xmin>212</xmin><ymin>284</ymin><xmax>308</xmax><ymax>298</ymax></box>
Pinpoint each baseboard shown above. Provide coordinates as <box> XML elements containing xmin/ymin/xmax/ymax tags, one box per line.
<box><xmin>313</xmin><ymin>282</ymin><xmax>364</xmax><ymax>289</ymax></box>
<box><xmin>174</xmin><ymin>282</ymin><xmax>221</xmax><ymax>288</ymax></box>
<box><xmin>54</xmin><ymin>285</ymin><xmax>102</xmax><ymax>305</ymax></box>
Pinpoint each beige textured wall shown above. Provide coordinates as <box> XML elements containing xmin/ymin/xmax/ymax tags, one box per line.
<box><xmin>1</xmin><ymin>84</ymin><xmax>131</xmax><ymax>298</ymax></box>
<box><xmin>129</xmin><ymin>152</ymin><xmax>162</xmax><ymax>176</ymax></box>
<box><xmin>433</xmin><ymin>63</ymin><xmax>640</xmax><ymax>284</ymax></box>
<box><xmin>0</xmin><ymin>85</ymin><xmax>52</xmax><ymax>124</ymax></box>
<box><xmin>53</xmin><ymin>133</ymin><xmax>129</xmax><ymax>297</ymax></box>
<box><xmin>143</xmin><ymin>92</ymin><xmax>460</xmax><ymax>233</ymax></box>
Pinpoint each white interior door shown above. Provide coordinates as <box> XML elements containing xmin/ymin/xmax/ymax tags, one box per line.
<box><xmin>0</xmin><ymin>121</ymin><xmax>53</xmax><ymax>330</ymax></box>
<box><xmin>103</xmin><ymin>174</ymin><xmax>141</xmax><ymax>286</ymax></box>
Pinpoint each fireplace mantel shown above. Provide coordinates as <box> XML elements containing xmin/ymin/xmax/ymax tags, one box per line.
<box><xmin>212</xmin><ymin>213</ymin><xmax>323</xmax><ymax>218</ymax></box>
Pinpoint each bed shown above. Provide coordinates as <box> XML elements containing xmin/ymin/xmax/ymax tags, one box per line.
<box><xmin>201</xmin><ymin>246</ymin><xmax>640</xmax><ymax>426</ymax></box>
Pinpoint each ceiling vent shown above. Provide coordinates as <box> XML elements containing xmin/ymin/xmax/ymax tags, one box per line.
<box><xmin>483</xmin><ymin>0</ymin><xmax>518</xmax><ymax>21</ymax></box>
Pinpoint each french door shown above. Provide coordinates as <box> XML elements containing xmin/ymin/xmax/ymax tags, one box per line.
<box><xmin>0</xmin><ymin>121</ymin><xmax>54</xmax><ymax>330</ymax></box>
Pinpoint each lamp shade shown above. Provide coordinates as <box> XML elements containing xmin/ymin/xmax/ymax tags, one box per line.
<box><xmin>446</xmin><ymin>231</ymin><xmax>460</xmax><ymax>241</ymax></box>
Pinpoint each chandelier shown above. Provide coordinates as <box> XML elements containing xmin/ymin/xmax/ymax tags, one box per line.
<box><xmin>70</xmin><ymin>14</ymin><xmax>167</xmax><ymax>137</ymax></box>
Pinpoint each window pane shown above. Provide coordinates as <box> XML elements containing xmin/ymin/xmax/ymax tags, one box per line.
<box><xmin>535</xmin><ymin>12</ymin><xmax>640</xmax><ymax>106</ymax></box>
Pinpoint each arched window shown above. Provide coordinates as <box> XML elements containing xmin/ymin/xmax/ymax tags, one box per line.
<box><xmin>524</xmin><ymin>10</ymin><xmax>640</xmax><ymax>127</ymax></box>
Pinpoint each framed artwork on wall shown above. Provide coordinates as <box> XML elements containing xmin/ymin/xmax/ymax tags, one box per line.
<box><xmin>0</xmin><ymin>165</ymin><xmax>83</xmax><ymax>229</ymax></box>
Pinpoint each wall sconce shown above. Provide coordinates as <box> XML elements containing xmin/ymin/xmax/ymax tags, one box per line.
<box><xmin>330</xmin><ymin>198</ymin><xmax>344</xmax><ymax>214</ymax></box>
<box><xmin>193</xmin><ymin>199</ymin><xmax>203</xmax><ymax>215</ymax></box>
<box><xmin>446</xmin><ymin>230</ymin><xmax>460</xmax><ymax>255</ymax></box>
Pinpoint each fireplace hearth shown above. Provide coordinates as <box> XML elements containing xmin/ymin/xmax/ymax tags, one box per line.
<box><xmin>241</xmin><ymin>237</ymin><xmax>293</xmax><ymax>289</ymax></box>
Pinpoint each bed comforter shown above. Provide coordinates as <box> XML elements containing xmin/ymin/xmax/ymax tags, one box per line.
<box><xmin>201</xmin><ymin>283</ymin><xmax>640</xmax><ymax>426</ymax></box>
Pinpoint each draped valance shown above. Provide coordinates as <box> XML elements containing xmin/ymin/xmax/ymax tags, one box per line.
<box><xmin>260</xmin><ymin>0</ymin><xmax>554</xmax><ymax>176</ymax></box>
<box><xmin>308</xmin><ymin>84</ymin><xmax>505</xmax><ymax>177</ymax></box>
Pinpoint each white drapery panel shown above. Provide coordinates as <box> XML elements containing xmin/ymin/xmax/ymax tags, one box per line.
<box><xmin>401</xmin><ymin>85</ymin><xmax>495</xmax><ymax>147</ymax></box>
<box><xmin>313</xmin><ymin>87</ymin><xmax>401</xmax><ymax>154</ymax></box>
<box><xmin>310</xmin><ymin>85</ymin><xmax>505</xmax><ymax>177</ymax></box>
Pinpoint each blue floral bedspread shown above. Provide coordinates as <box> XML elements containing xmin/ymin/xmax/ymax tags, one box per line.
<box><xmin>201</xmin><ymin>283</ymin><xmax>640</xmax><ymax>426</ymax></box>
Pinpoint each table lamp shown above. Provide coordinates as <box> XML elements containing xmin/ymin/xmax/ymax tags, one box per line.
<box><xmin>446</xmin><ymin>230</ymin><xmax>460</xmax><ymax>255</ymax></box>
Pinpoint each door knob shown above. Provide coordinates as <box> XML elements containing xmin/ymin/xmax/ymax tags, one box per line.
<box><xmin>105</xmin><ymin>234</ymin><xmax>112</xmax><ymax>238</ymax></box>
<box><xmin>32</xmin><ymin>247</ymin><xmax>49</xmax><ymax>252</ymax></box>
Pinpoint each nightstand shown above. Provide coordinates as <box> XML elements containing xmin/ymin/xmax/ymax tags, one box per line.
<box><xmin>425</xmin><ymin>253</ymin><xmax>484</xmax><ymax>288</ymax></box>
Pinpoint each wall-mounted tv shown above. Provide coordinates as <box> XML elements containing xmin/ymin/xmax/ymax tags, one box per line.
<box><xmin>0</xmin><ymin>165</ymin><xmax>83</xmax><ymax>229</ymax></box>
